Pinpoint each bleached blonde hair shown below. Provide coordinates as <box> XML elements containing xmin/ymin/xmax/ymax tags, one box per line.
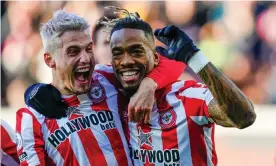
<box><xmin>40</xmin><ymin>10</ymin><xmax>90</xmax><ymax>55</ymax></box>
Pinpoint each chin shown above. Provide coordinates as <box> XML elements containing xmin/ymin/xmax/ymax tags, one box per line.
<box><xmin>121</xmin><ymin>81</ymin><xmax>141</xmax><ymax>91</ymax></box>
<box><xmin>74</xmin><ymin>83</ymin><xmax>91</xmax><ymax>95</ymax></box>
<box><xmin>75</xmin><ymin>88</ymin><xmax>90</xmax><ymax>95</ymax></box>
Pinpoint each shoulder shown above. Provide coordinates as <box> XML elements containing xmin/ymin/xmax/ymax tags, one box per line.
<box><xmin>160</xmin><ymin>80</ymin><xmax>205</xmax><ymax>95</ymax></box>
<box><xmin>178</xmin><ymin>80</ymin><xmax>212</xmax><ymax>104</ymax></box>
<box><xmin>16</xmin><ymin>106</ymin><xmax>46</xmax><ymax>124</ymax></box>
<box><xmin>95</xmin><ymin>64</ymin><xmax>114</xmax><ymax>73</ymax></box>
<box><xmin>1</xmin><ymin>119</ymin><xmax>16</xmax><ymax>138</ymax></box>
<box><xmin>159</xmin><ymin>80</ymin><xmax>212</xmax><ymax>105</ymax></box>
<box><xmin>93</xmin><ymin>64</ymin><xmax>121</xmax><ymax>91</ymax></box>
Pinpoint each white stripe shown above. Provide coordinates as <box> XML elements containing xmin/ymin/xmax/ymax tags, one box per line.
<box><xmin>179</xmin><ymin>87</ymin><xmax>213</xmax><ymax>105</ymax></box>
<box><xmin>21</xmin><ymin>113</ymin><xmax>41</xmax><ymax>165</ymax></box>
<box><xmin>149</xmin><ymin>109</ymin><xmax>163</xmax><ymax>166</ymax></box>
<box><xmin>128</xmin><ymin>123</ymin><xmax>142</xmax><ymax>166</ymax></box>
<box><xmin>149</xmin><ymin>106</ymin><xmax>163</xmax><ymax>149</ymax></box>
<box><xmin>1</xmin><ymin>149</ymin><xmax>19</xmax><ymax>166</ymax></box>
<box><xmin>203</xmin><ymin>127</ymin><xmax>214</xmax><ymax>166</ymax></box>
<box><xmin>95</xmin><ymin>64</ymin><xmax>114</xmax><ymax>73</ymax></box>
<box><xmin>42</xmin><ymin>123</ymin><xmax>64</xmax><ymax>165</ymax></box>
<box><xmin>56</xmin><ymin>119</ymin><xmax>90</xmax><ymax>166</ymax></box>
<box><xmin>1</xmin><ymin>119</ymin><xmax>16</xmax><ymax>143</ymax></box>
<box><xmin>98</xmin><ymin>73</ymin><xmax>133</xmax><ymax>165</ymax></box>
<box><xmin>166</xmin><ymin>81</ymin><xmax>193</xmax><ymax>166</ymax></box>
<box><xmin>87</xmin><ymin>119</ymin><xmax>118</xmax><ymax>166</ymax></box>
<box><xmin>77</xmin><ymin>93</ymin><xmax>92</xmax><ymax>106</ymax></box>
<box><xmin>28</xmin><ymin>107</ymin><xmax>64</xmax><ymax>165</ymax></box>
<box><xmin>190</xmin><ymin>116</ymin><xmax>209</xmax><ymax>126</ymax></box>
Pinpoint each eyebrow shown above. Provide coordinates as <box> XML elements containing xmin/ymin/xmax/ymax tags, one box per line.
<box><xmin>66</xmin><ymin>42</ymin><xmax>93</xmax><ymax>49</ymax></box>
<box><xmin>128</xmin><ymin>44</ymin><xmax>144</xmax><ymax>50</ymax></box>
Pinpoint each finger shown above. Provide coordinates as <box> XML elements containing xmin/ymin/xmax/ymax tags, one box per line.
<box><xmin>155</xmin><ymin>35</ymin><xmax>169</xmax><ymax>46</ymax></box>
<box><xmin>164</xmin><ymin>25</ymin><xmax>173</xmax><ymax>36</ymax></box>
<box><xmin>134</xmin><ymin>107</ymin><xmax>141</xmax><ymax>122</ymax></box>
<box><xmin>154</xmin><ymin>29</ymin><xmax>161</xmax><ymax>36</ymax></box>
<box><xmin>157</xmin><ymin>28</ymin><xmax>165</xmax><ymax>37</ymax></box>
<box><xmin>164</xmin><ymin>25</ymin><xmax>177</xmax><ymax>36</ymax></box>
<box><xmin>137</xmin><ymin>111</ymin><xmax>145</xmax><ymax>123</ymax></box>
<box><xmin>168</xmin><ymin>49</ymin><xmax>175</xmax><ymax>57</ymax></box>
<box><xmin>156</xmin><ymin>46</ymin><xmax>168</xmax><ymax>57</ymax></box>
<box><xmin>128</xmin><ymin>105</ymin><xmax>135</xmax><ymax>122</ymax></box>
<box><xmin>143</xmin><ymin>112</ymin><xmax>150</xmax><ymax>124</ymax></box>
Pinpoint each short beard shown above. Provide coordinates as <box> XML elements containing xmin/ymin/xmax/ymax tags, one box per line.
<box><xmin>114</xmin><ymin>61</ymin><xmax>148</xmax><ymax>94</ymax></box>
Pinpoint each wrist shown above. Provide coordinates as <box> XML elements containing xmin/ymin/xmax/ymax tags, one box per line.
<box><xmin>187</xmin><ymin>51</ymin><xmax>209</xmax><ymax>73</ymax></box>
<box><xmin>142</xmin><ymin>77</ymin><xmax>158</xmax><ymax>91</ymax></box>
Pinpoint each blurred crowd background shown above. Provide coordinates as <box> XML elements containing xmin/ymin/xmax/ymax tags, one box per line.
<box><xmin>1</xmin><ymin>1</ymin><xmax>276</xmax><ymax>108</ymax></box>
<box><xmin>1</xmin><ymin>2</ymin><xmax>276</xmax><ymax>165</ymax></box>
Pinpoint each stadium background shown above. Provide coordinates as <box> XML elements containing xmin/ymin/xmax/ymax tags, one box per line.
<box><xmin>1</xmin><ymin>1</ymin><xmax>275</xmax><ymax>165</ymax></box>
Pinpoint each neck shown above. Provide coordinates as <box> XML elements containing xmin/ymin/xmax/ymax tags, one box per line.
<box><xmin>52</xmin><ymin>71</ymin><xmax>74</xmax><ymax>96</ymax></box>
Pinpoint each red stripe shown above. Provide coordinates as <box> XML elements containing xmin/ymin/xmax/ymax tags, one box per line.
<box><xmin>63</xmin><ymin>96</ymin><xmax>80</xmax><ymax>107</ymax></box>
<box><xmin>16</xmin><ymin>108</ymin><xmax>27</xmax><ymax>165</ymax></box>
<box><xmin>180</xmin><ymin>97</ymin><xmax>209</xmax><ymax>166</ymax></box>
<box><xmin>17</xmin><ymin>108</ymin><xmax>46</xmax><ymax>165</ymax></box>
<box><xmin>76</xmin><ymin>124</ymin><xmax>108</xmax><ymax>165</ymax></box>
<box><xmin>1</xmin><ymin>125</ymin><xmax>19</xmax><ymax>164</ymax></box>
<box><xmin>45</xmin><ymin>153</ymin><xmax>56</xmax><ymax>166</ymax></box>
<box><xmin>211</xmin><ymin>126</ymin><xmax>217</xmax><ymax>165</ymax></box>
<box><xmin>117</xmin><ymin>91</ymin><xmax>130</xmax><ymax>142</ymax></box>
<box><xmin>187</xmin><ymin>118</ymin><xmax>208</xmax><ymax>166</ymax></box>
<box><xmin>104</xmin><ymin>126</ymin><xmax>129</xmax><ymax>165</ymax></box>
<box><xmin>22</xmin><ymin>109</ymin><xmax>46</xmax><ymax>165</ymax></box>
<box><xmin>45</xmin><ymin>120</ymin><xmax>80</xmax><ymax>166</ymax></box>
<box><xmin>94</xmin><ymin>69</ymin><xmax>130</xmax><ymax>165</ymax></box>
<box><xmin>159</xmin><ymin>85</ymin><xmax>179</xmax><ymax>151</ymax></box>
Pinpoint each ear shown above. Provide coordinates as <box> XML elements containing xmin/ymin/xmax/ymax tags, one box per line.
<box><xmin>44</xmin><ymin>53</ymin><xmax>56</xmax><ymax>68</ymax></box>
<box><xmin>153</xmin><ymin>52</ymin><xmax>159</xmax><ymax>66</ymax></box>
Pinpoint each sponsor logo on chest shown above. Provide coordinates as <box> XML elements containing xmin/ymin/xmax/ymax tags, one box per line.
<box><xmin>130</xmin><ymin>147</ymin><xmax>180</xmax><ymax>165</ymax></box>
<box><xmin>47</xmin><ymin>110</ymin><xmax>116</xmax><ymax>148</ymax></box>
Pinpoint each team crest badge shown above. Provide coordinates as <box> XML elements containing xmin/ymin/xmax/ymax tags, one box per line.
<box><xmin>88</xmin><ymin>82</ymin><xmax>106</xmax><ymax>103</ymax></box>
<box><xmin>159</xmin><ymin>109</ymin><xmax>177</xmax><ymax>129</ymax></box>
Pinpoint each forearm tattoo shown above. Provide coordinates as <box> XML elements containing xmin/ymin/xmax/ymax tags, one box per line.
<box><xmin>198</xmin><ymin>63</ymin><xmax>256</xmax><ymax>128</ymax></box>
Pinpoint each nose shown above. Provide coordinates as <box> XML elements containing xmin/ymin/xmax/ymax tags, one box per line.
<box><xmin>80</xmin><ymin>51</ymin><xmax>93</xmax><ymax>64</ymax></box>
<box><xmin>121</xmin><ymin>53</ymin><xmax>135</xmax><ymax>67</ymax></box>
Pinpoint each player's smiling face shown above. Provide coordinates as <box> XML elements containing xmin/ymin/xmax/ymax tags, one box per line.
<box><xmin>110</xmin><ymin>28</ymin><xmax>158</xmax><ymax>90</ymax></box>
<box><xmin>53</xmin><ymin>30</ymin><xmax>95</xmax><ymax>95</ymax></box>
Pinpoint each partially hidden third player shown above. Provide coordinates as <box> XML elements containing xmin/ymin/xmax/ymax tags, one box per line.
<box><xmin>1</xmin><ymin>119</ymin><xmax>19</xmax><ymax>166</ymax></box>
<box><xmin>15</xmin><ymin>10</ymin><xmax>185</xmax><ymax>166</ymax></box>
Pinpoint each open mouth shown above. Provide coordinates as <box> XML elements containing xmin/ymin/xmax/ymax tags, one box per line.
<box><xmin>74</xmin><ymin>66</ymin><xmax>91</xmax><ymax>84</ymax></box>
<box><xmin>120</xmin><ymin>70</ymin><xmax>140</xmax><ymax>82</ymax></box>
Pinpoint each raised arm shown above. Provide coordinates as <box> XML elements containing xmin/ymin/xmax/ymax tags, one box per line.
<box><xmin>154</xmin><ymin>25</ymin><xmax>256</xmax><ymax>129</ymax></box>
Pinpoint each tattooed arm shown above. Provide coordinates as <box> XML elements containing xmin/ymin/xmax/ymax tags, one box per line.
<box><xmin>154</xmin><ymin>25</ymin><xmax>256</xmax><ymax>129</ymax></box>
<box><xmin>197</xmin><ymin>62</ymin><xmax>256</xmax><ymax>129</ymax></box>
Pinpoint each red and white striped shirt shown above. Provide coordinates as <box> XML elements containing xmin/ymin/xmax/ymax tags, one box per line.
<box><xmin>1</xmin><ymin>119</ymin><xmax>20</xmax><ymax>166</ymax></box>
<box><xmin>16</xmin><ymin>57</ymin><xmax>185</xmax><ymax>166</ymax></box>
<box><xmin>121</xmin><ymin>80</ymin><xmax>217</xmax><ymax>166</ymax></box>
<box><xmin>16</xmin><ymin>69</ymin><xmax>132</xmax><ymax>166</ymax></box>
